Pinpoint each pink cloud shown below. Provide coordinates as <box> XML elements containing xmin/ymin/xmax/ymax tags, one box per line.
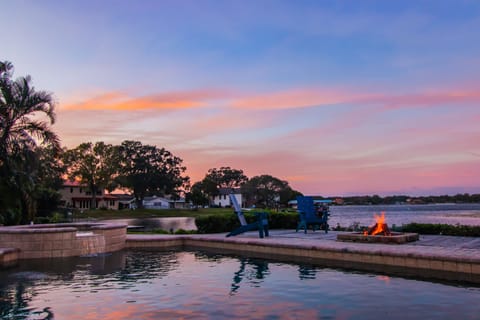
<box><xmin>61</xmin><ymin>89</ymin><xmax>231</xmax><ymax>111</ymax></box>
<box><xmin>366</xmin><ymin>90</ymin><xmax>480</xmax><ymax>110</ymax></box>
<box><xmin>229</xmin><ymin>85</ymin><xmax>480</xmax><ymax>111</ymax></box>
<box><xmin>231</xmin><ymin>87</ymin><xmax>359</xmax><ymax>109</ymax></box>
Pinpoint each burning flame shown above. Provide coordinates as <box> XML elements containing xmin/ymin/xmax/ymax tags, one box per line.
<box><xmin>363</xmin><ymin>212</ymin><xmax>390</xmax><ymax>236</ymax></box>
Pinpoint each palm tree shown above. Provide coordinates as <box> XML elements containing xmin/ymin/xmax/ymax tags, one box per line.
<box><xmin>0</xmin><ymin>60</ymin><xmax>60</xmax><ymax>224</ymax></box>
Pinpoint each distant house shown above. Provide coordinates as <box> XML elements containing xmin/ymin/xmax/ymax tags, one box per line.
<box><xmin>143</xmin><ymin>196</ymin><xmax>170</xmax><ymax>209</ymax></box>
<box><xmin>143</xmin><ymin>196</ymin><xmax>188</xmax><ymax>209</ymax></box>
<box><xmin>112</xmin><ymin>194</ymin><xmax>137</xmax><ymax>210</ymax></box>
<box><xmin>211</xmin><ymin>188</ymin><xmax>243</xmax><ymax>208</ymax></box>
<box><xmin>59</xmin><ymin>180</ymin><xmax>135</xmax><ymax>210</ymax></box>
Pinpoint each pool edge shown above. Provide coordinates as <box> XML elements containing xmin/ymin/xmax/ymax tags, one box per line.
<box><xmin>126</xmin><ymin>234</ymin><xmax>480</xmax><ymax>284</ymax></box>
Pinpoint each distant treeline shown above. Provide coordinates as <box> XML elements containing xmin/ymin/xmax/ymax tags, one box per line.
<box><xmin>329</xmin><ymin>194</ymin><xmax>480</xmax><ymax>205</ymax></box>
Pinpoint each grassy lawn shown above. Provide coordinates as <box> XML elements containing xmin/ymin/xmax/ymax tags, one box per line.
<box><xmin>72</xmin><ymin>208</ymin><xmax>235</xmax><ymax>220</ymax></box>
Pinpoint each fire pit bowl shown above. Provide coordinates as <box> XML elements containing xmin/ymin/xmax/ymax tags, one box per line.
<box><xmin>337</xmin><ymin>231</ymin><xmax>419</xmax><ymax>244</ymax></box>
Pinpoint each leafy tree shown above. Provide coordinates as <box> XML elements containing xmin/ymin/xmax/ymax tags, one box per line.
<box><xmin>0</xmin><ymin>61</ymin><xmax>60</xmax><ymax>224</ymax></box>
<box><xmin>278</xmin><ymin>186</ymin><xmax>303</xmax><ymax>206</ymax></box>
<box><xmin>241</xmin><ymin>174</ymin><xmax>293</xmax><ymax>208</ymax></box>
<box><xmin>201</xmin><ymin>166</ymin><xmax>248</xmax><ymax>197</ymax></box>
<box><xmin>117</xmin><ymin>140</ymin><xmax>190</xmax><ymax>208</ymax></box>
<box><xmin>64</xmin><ymin>142</ymin><xmax>119</xmax><ymax>209</ymax></box>
<box><xmin>185</xmin><ymin>181</ymin><xmax>209</xmax><ymax>208</ymax></box>
<box><xmin>35</xmin><ymin>146</ymin><xmax>66</xmax><ymax>216</ymax></box>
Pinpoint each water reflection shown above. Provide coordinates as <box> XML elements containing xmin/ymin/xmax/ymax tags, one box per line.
<box><xmin>0</xmin><ymin>250</ymin><xmax>478</xmax><ymax>319</ymax></box>
<box><xmin>230</xmin><ymin>258</ymin><xmax>270</xmax><ymax>295</ymax></box>
<box><xmin>298</xmin><ymin>265</ymin><xmax>317</xmax><ymax>280</ymax></box>
<box><xmin>0</xmin><ymin>250</ymin><xmax>180</xmax><ymax>319</ymax></box>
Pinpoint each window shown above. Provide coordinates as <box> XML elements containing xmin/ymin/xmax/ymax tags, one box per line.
<box><xmin>70</xmin><ymin>187</ymin><xmax>73</xmax><ymax>193</ymax></box>
<box><xmin>79</xmin><ymin>188</ymin><xmax>83</xmax><ymax>193</ymax></box>
<box><xmin>80</xmin><ymin>200</ymin><xmax>88</xmax><ymax>209</ymax></box>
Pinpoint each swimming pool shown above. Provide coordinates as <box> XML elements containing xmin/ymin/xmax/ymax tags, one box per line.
<box><xmin>1</xmin><ymin>250</ymin><xmax>479</xmax><ymax>319</ymax></box>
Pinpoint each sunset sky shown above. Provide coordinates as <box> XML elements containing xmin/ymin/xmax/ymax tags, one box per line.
<box><xmin>2</xmin><ymin>1</ymin><xmax>480</xmax><ymax>196</ymax></box>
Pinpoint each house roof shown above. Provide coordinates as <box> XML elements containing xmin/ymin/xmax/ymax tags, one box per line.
<box><xmin>143</xmin><ymin>196</ymin><xmax>169</xmax><ymax>202</ymax></box>
<box><xmin>143</xmin><ymin>196</ymin><xmax>186</xmax><ymax>203</ymax></box>
<box><xmin>109</xmin><ymin>194</ymin><xmax>135</xmax><ymax>201</ymax></box>
<box><xmin>63</xmin><ymin>180</ymin><xmax>83</xmax><ymax>187</ymax></box>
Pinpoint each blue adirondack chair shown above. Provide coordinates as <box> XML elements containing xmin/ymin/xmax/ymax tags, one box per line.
<box><xmin>296</xmin><ymin>196</ymin><xmax>330</xmax><ymax>234</ymax></box>
<box><xmin>226</xmin><ymin>194</ymin><xmax>269</xmax><ymax>238</ymax></box>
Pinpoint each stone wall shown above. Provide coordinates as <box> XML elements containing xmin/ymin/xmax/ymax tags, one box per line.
<box><xmin>0</xmin><ymin>222</ymin><xmax>126</xmax><ymax>262</ymax></box>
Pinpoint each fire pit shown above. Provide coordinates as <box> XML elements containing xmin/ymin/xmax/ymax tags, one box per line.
<box><xmin>336</xmin><ymin>212</ymin><xmax>419</xmax><ymax>244</ymax></box>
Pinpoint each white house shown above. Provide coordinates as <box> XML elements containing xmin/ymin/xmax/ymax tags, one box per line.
<box><xmin>143</xmin><ymin>196</ymin><xmax>188</xmax><ymax>209</ymax></box>
<box><xmin>143</xmin><ymin>196</ymin><xmax>170</xmax><ymax>209</ymax></box>
<box><xmin>211</xmin><ymin>188</ymin><xmax>243</xmax><ymax>208</ymax></box>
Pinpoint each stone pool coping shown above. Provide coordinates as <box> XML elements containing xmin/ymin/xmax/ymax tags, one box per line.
<box><xmin>126</xmin><ymin>230</ymin><xmax>480</xmax><ymax>284</ymax></box>
<box><xmin>0</xmin><ymin>222</ymin><xmax>126</xmax><ymax>233</ymax></box>
<box><xmin>0</xmin><ymin>222</ymin><xmax>127</xmax><ymax>259</ymax></box>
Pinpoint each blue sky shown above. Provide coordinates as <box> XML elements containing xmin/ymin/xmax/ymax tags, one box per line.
<box><xmin>2</xmin><ymin>0</ymin><xmax>480</xmax><ymax>196</ymax></box>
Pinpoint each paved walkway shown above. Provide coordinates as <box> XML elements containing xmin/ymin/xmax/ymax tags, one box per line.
<box><xmin>168</xmin><ymin>230</ymin><xmax>480</xmax><ymax>260</ymax></box>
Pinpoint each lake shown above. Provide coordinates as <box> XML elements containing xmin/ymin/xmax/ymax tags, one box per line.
<box><xmin>328</xmin><ymin>203</ymin><xmax>480</xmax><ymax>228</ymax></box>
<box><xmin>1</xmin><ymin>250</ymin><xmax>479</xmax><ymax>319</ymax></box>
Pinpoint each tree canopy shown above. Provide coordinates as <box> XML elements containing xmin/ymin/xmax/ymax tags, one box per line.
<box><xmin>185</xmin><ymin>181</ymin><xmax>210</xmax><ymax>208</ymax></box>
<box><xmin>63</xmin><ymin>142</ymin><xmax>119</xmax><ymax>209</ymax></box>
<box><xmin>241</xmin><ymin>174</ymin><xmax>297</xmax><ymax>208</ymax></box>
<box><xmin>116</xmin><ymin>140</ymin><xmax>190</xmax><ymax>208</ymax></box>
<box><xmin>201</xmin><ymin>166</ymin><xmax>248</xmax><ymax>197</ymax></box>
<box><xmin>0</xmin><ymin>61</ymin><xmax>60</xmax><ymax>223</ymax></box>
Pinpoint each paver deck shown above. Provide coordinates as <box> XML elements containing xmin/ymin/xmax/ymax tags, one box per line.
<box><xmin>126</xmin><ymin>230</ymin><xmax>480</xmax><ymax>284</ymax></box>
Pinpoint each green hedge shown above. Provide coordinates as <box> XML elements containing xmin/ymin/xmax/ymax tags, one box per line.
<box><xmin>267</xmin><ymin>211</ymin><xmax>298</xmax><ymax>229</ymax></box>
<box><xmin>128</xmin><ymin>228</ymin><xmax>197</xmax><ymax>235</ymax></box>
<box><xmin>401</xmin><ymin>223</ymin><xmax>480</xmax><ymax>237</ymax></box>
<box><xmin>195</xmin><ymin>211</ymin><xmax>298</xmax><ymax>234</ymax></box>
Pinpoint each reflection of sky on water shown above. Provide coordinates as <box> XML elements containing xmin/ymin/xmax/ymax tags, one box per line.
<box><xmin>329</xmin><ymin>204</ymin><xmax>480</xmax><ymax>227</ymax></box>
<box><xmin>1</xmin><ymin>250</ymin><xmax>479</xmax><ymax>319</ymax></box>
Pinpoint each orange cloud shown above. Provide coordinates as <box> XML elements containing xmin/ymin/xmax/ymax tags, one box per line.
<box><xmin>61</xmin><ymin>84</ymin><xmax>480</xmax><ymax>113</ymax></box>
<box><xmin>62</xmin><ymin>89</ymin><xmax>231</xmax><ymax>111</ymax></box>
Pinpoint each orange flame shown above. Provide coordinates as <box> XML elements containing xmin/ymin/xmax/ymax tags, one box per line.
<box><xmin>363</xmin><ymin>212</ymin><xmax>389</xmax><ymax>236</ymax></box>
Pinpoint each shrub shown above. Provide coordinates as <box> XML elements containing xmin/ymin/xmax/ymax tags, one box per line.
<box><xmin>128</xmin><ymin>228</ymin><xmax>170</xmax><ymax>234</ymax></box>
<box><xmin>267</xmin><ymin>211</ymin><xmax>298</xmax><ymax>229</ymax></box>
<box><xmin>174</xmin><ymin>229</ymin><xmax>197</xmax><ymax>234</ymax></box>
<box><xmin>401</xmin><ymin>223</ymin><xmax>480</xmax><ymax>237</ymax></box>
<box><xmin>195</xmin><ymin>211</ymin><xmax>299</xmax><ymax>234</ymax></box>
<box><xmin>195</xmin><ymin>213</ymin><xmax>243</xmax><ymax>233</ymax></box>
<box><xmin>50</xmin><ymin>212</ymin><xmax>65</xmax><ymax>223</ymax></box>
<box><xmin>34</xmin><ymin>216</ymin><xmax>51</xmax><ymax>224</ymax></box>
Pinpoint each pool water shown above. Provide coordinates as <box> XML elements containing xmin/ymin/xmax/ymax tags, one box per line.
<box><xmin>0</xmin><ymin>250</ymin><xmax>479</xmax><ymax>319</ymax></box>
